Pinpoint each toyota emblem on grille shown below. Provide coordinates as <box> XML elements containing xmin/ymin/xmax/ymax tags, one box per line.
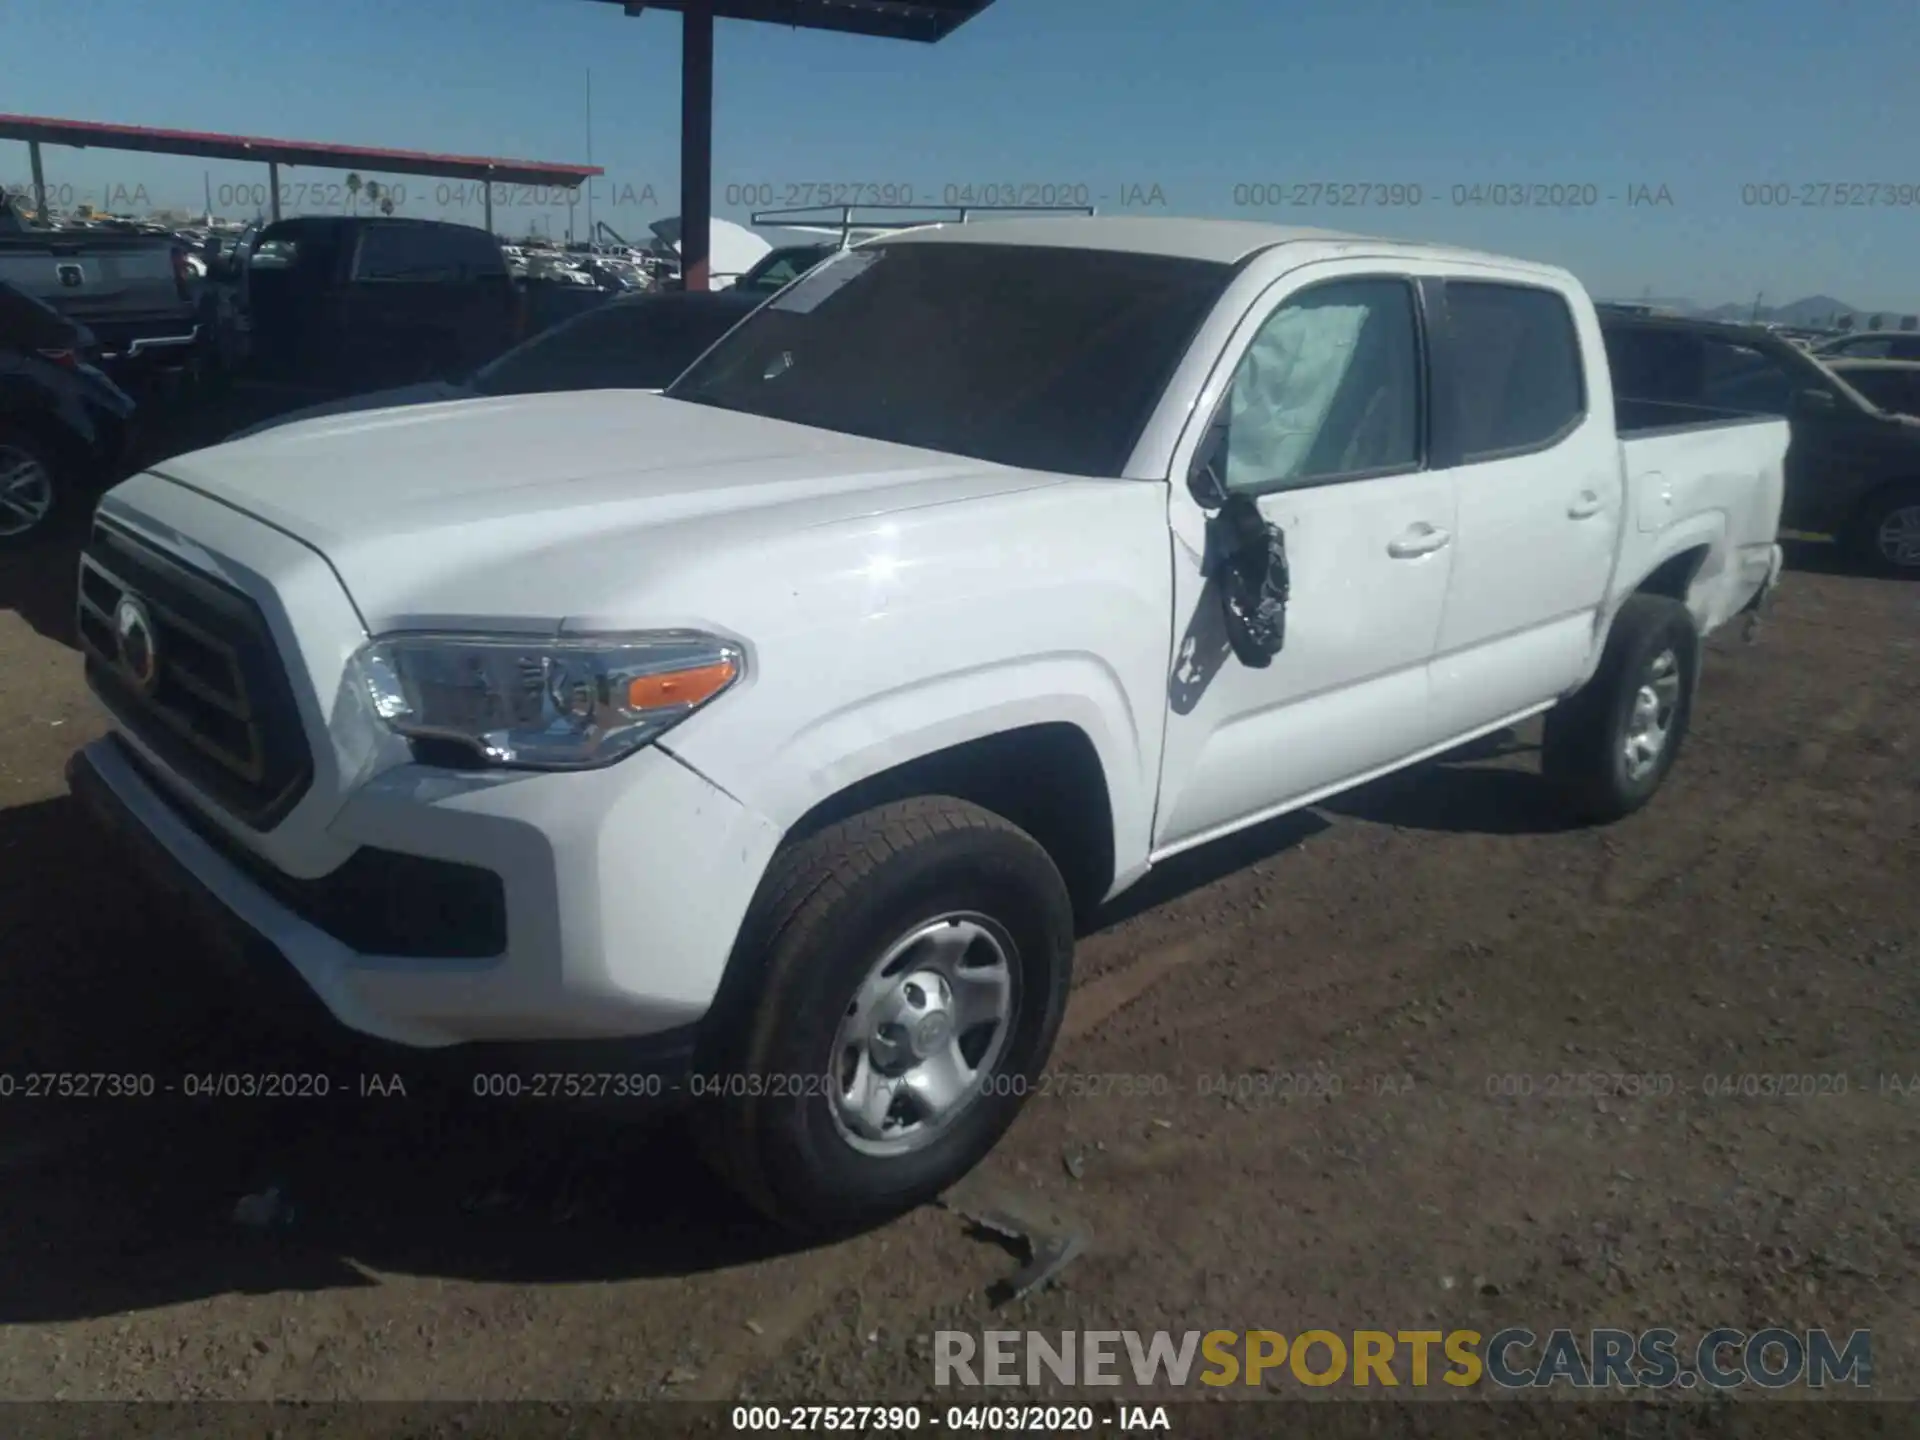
<box><xmin>113</xmin><ymin>595</ymin><xmax>160</xmax><ymax>694</ymax></box>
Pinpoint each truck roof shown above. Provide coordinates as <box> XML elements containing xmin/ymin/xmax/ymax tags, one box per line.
<box><xmin>873</xmin><ymin>214</ymin><xmax>1569</xmax><ymax>279</ymax></box>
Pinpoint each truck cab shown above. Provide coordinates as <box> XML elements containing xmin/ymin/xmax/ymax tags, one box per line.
<box><xmin>244</xmin><ymin>216</ymin><xmax>519</xmax><ymax>393</ymax></box>
<box><xmin>67</xmin><ymin>218</ymin><xmax>1787</xmax><ymax>1233</ymax></box>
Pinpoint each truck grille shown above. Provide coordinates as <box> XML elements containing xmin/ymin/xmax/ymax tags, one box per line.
<box><xmin>77</xmin><ymin>518</ymin><xmax>314</xmax><ymax>830</ymax></box>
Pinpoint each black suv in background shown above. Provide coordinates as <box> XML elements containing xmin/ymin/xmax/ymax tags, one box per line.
<box><xmin>0</xmin><ymin>280</ymin><xmax>137</xmax><ymax>545</ymax></box>
<box><xmin>244</xmin><ymin>217</ymin><xmax>521</xmax><ymax>394</ymax></box>
<box><xmin>1601</xmin><ymin>313</ymin><xmax>1920</xmax><ymax>575</ymax></box>
<box><xmin>1813</xmin><ymin>330</ymin><xmax>1920</xmax><ymax>362</ymax></box>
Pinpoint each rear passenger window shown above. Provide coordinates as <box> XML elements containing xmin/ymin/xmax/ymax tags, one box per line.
<box><xmin>353</xmin><ymin>225</ymin><xmax>498</xmax><ymax>283</ymax></box>
<box><xmin>1445</xmin><ymin>282</ymin><xmax>1585</xmax><ymax>459</ymax></box>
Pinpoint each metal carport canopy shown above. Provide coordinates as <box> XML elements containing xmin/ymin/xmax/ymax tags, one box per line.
<box><xmin>581</xmin><ymin>0</ymin><xmax>998</xmax><ymax>289</ymax></box>
<box><xmin>0</xmin><ymin>112</ymin><xmax>602</xmax><ymax>229</ymax></box>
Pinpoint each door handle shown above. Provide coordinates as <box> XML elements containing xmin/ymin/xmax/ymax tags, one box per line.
<box><xmin>1568</xmin><ymin>490</ymin><xmax>1604</xmax><ymax>520</ymax></box>
<box><xmin>1387</xmin><ymin>523</ymin><xmax>1452</xmax><ymax>559</ymax></box>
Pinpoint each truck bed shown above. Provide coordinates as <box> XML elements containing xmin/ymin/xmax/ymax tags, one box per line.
<box><xmin>1614</xmin><ymin>396</ymin><xmax>1782</xmax><ymax>436</ymax></box>
<box><xmin>1613</xmin><ymin>399</ymin><xmax>1790</xmax><ymax>636</ymax></box>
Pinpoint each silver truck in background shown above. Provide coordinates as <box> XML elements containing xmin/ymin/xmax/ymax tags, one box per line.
<box><xmin>0</xmin><ymin>194</ymin><xmax>202</xmax><ymax>377</ymax></box>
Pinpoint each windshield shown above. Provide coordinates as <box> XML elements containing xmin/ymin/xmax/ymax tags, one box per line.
<box><xmin>665</xmin><ymin>241</ymin><xmax>1233</xmax><ymax>476</ymax></box>
<box><xmin>472</xmin><ymin>296</ymin><xmax>749</xmax><ymax>395</ymax></box>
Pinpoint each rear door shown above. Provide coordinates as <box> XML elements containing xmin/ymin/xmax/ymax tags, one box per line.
<box><xmin>1426</xmin><ymin>277</ymin><xmax>1620</xmax><ymax>735</ymax></box>
<box><xmin>1152</xmin><ymin>264</ymin><xmax>1456</xmax><ymax>853</ymax></box>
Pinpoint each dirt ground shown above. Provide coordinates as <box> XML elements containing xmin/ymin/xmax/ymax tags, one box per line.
<box><xmin>0</xmin><ymin>439</ymin><xmax>1913</xmax><ymax>1408</ymax></box>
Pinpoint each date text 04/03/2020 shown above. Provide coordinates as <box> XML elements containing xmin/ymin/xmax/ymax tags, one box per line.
<box><xmin>0</xmin><ymin>1071</ymin><xmax>408</xmax><ymax>1100</ymax></box>
<box><xmin>727</xmin><ymin>1404</ymin><xmax>1172</xmax><ymax>1432</ymax></box>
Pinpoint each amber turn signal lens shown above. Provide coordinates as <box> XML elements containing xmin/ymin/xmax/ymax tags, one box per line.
<box><xmin>625</xmin><ymin>659</ymin><xmax>737</xmax><ymax>712</ymax></box>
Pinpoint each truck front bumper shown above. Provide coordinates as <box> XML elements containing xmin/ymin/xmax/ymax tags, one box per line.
<box><xmin>68</xmin><ymin>733</ymin><xmax>782</xmax><ymax>1056</ymax></box>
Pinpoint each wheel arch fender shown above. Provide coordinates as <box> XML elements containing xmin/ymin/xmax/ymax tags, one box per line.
<box><xmin>678</xmin><ymin>651</ymin><xmax>1157</xmax><ymax>894</ymax></box>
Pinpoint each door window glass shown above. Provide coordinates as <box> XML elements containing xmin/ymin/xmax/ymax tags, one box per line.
<box><xmin>1444</xmin><ymin>281</ymin><xmax>1586</xmax><ymax>457</ymax></box>
<box><xmin>1219</xmin><ymin>278</ymin><xmax>1421</xmax><ymax>493</ymax></box>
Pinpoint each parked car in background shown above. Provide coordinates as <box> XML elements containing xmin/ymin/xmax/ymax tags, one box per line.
<box><xmin>197</xmin><ymin>220</ymin><xmax>263</xmax><ymax>373</ymax></box>
<box><xmin>244</xmin><ymin>216</ymin><xmax>520</xmax><ymax>394</ymax></box>
<box><xmin>730</xmin><ymin>244</ymin><xmax>837</xmax><ymax>295</ymax></box>
<box><xmin>1813</xmin><ymin>330</ymin><xmax>1920</xmax><ymax>362</ymax></box>
<box><xmin>0</xmin><ymin>194</ymin><xmax>201</xmax><ymax>382</ymax></box>
<box><xmin>1823</xmin><ymin>358</ymin><xmax>1920</xmax><ymax>419</ymax></box>
<box><xmin>227</xmin><ymin>288</ymin><xmax>764</xmax><ymax>438</ymax></box>
<box><xmin>0</xmin><ymin>279</ymin><xmax>136</xmax><ymax>544</ymax></box>
<box><xmin>1601</xmin><ymin>312</ymin><xmax>1920</xmax><ymax>574</ymax></box>
<box><xmin>70</xmin><ymin>220</ymin><xmax>1786</xmax><ymax>1231</ymax></box>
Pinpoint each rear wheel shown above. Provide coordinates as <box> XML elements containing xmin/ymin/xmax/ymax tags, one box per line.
<box><xmin>1847</xmin><ymin>482</ymin><xmax>1920</xmax><ymax>576</ymax></box>
<box><xmin>695</xmin><ymin>796</ymin><xmax>1074</xmax><ymax>1236</ymax></box>
<box><xmin>0</xmin><ymin>424</ymin><xmax>68</xmax><ymax>548</ymax></box>
<box><xmin>1543</xmin><ymin>593</ymin><xmax>1699</xmax><ymax>823</ymax></box>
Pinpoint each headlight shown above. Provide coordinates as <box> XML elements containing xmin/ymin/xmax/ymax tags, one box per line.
<box><xmin>356</xmin><ymin>630</ymin><xmax>742</xmax><ymax>770</ymax></box>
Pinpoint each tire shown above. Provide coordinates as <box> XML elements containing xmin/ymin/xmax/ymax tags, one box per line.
<box><xmin>1542</xmin><ymin>593</ymin><xmax>1699</xmax><ymax>824</ymax></box>
<box><xmin>0</xmin><ymin>422</ymin><xmax>70</xmax><ymax>549</ymax></box>
<box><xmin>694</xmin><ymin>796</ymin><xmax>1074</xmax><ymax>1236</ymax></box>
<box><xmin>1846</xmin><ymin>482</ymin><xmax>1920</xmax><ymax>577</ymax></box>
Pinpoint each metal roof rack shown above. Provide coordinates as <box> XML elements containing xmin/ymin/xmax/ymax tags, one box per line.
<box><xmin>750</xmin><ymin>202</ymin><xmax>1097</xmax><ymax>249</ymax></box>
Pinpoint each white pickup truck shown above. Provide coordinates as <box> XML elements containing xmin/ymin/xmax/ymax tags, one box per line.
<box><xmin>68</xmin><ymin>218</ymin><xmax>1786</xmax><ymax>1233</ymax></box>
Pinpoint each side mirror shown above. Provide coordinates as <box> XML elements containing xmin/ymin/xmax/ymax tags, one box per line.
<box><xmin>1215</xmin><ymin>494</ymin><xmax>1290</xmax><ymax>668</ymax></box>
<box><xmin>1187</xmin><ymin>421</ymin><xmax>1230</xmax><ymax>510</ymax></box>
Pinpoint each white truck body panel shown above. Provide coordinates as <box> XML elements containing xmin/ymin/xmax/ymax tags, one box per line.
<box><xmin>72</xmin><ymin>217</ymin><xmax>1788</xmax><ymax>1049</ymax></box>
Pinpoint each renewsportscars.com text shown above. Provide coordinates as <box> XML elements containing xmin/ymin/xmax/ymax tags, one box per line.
<box><xmin>934</xmin><ymin>1328</ymin><xmax>1872</xmax><ymax>1390</ymax></box>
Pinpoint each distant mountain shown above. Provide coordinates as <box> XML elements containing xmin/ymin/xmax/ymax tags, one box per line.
<box><xmin>1596</xmin><ymin>293</ymin><xmax>1918</xmax><ymax>328</ymax></box>
<box><xmin>1694</xmin><ymin>295</ymin><xmax>1860</xmax><ymax>326</ymax></box>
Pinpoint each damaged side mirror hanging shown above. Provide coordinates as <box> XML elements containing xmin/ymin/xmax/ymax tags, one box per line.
<box><xmin>1215</xmin><ymin>495</ymin><xmax>1290</xmax><ymax>668</ymax></box>
<box><xmin>1188</xmin><ymin>420</ymin><xmax>1290</xmax><ymax>667</ymax></box>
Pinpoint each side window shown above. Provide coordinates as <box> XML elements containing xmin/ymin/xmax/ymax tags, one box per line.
<box><xmin>353</xmin><ymin>225</ymin><xmax>459</xmax><ymax>283</ymax></box>
<box><xmin>1840</xmin><ymin>370</ymin><xmax>1897</xmax><ymax>412</ymax></box>
<box><xmin>1698</xmin><ymin>341</ymin><xmax>1795</xmax><ymax>413</ymax></box>
<box><xmin>449</xmin><ymin>227</ymin><xmax>506</xmax><ymax>278</ymax></box>
<box><xmin>1891</xmin><ymin>336</ymin><xmax>1920</xmax><ymax>361</ymax></box>
<box><xmin>1218</xmin><ymin>277</ymin><xmax>1421</xmax><ymax>494</ymax></box>
<box><xmin>750</xmin><ymin>255</ymin><xmax>805</xmax><ymax>290</ymax></box>
<box><xmin>1444</xmin><ymin>281</ymin><xmax>1585</xmax><ymax>459</ymax></box>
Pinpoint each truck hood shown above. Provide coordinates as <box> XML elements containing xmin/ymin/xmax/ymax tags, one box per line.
<box><xmin>146</xmin><ymin>390</ymin><xmax>1054</xmax><ymax>630</ymax></box>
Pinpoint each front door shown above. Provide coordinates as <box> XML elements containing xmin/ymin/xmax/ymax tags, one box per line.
<box><xmin>1152</xmin><ymin>266</ymin><xmax>1456</xmax><ymax>855</ymax></box>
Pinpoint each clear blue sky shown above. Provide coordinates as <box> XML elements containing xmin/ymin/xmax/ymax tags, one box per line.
<box><xmin>6</xmin><ymin>0</ymin><xmax>1918</xmax><ymax>310</ymax></box>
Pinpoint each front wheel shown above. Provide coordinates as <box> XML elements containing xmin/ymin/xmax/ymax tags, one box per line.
<box><xmin>0</xmin><ymin>424</ymin><xmax>69</xmax><ymax>548</ymax></box>
<box><xmin>1543</xmin><ymin>593</ymin><xmax>1699</xmax><ymax>823</ymax></box>
<box><xmin>694</xmin><ymin>796</ymin><xmax>1074</xmax><ymax>1235</ymax></box>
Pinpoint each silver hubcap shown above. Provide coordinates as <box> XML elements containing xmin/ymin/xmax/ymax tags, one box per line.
<box><xmin>829</xmin><ymin>913</ymin><xmax>1016</xmax><ymax>1157</ymax></box>
<box><xmin>0</xmin><ymin>445</ymin><xmax>54</xmax><ymax>537</ymax></box>
<box><xmin>1623</xmin><ymin>648</ymin><xmax>1681</xmax><ymax>782</ymax></box>
<box><xmin>1876</xmin><ymin>504</ymin><xmax>1920</xmax><ymax>568</ymax></box>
